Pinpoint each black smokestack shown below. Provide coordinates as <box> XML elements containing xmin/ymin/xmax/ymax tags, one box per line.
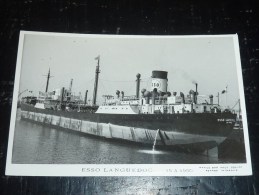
<box><xmin>180</xmin><ymin>92</ymin><xmax>185</xmax><ymax>104</ymax></box>
<box><xmin>209</xmin><ymin>95</ymin><xmax>213</xmax><ymax>105</ymax></box>
<box><xmin>61</xmin><ymin>87</ymin><xmax>65</xmax><ymax>103</ymax></box>
<box><xmin>136</xmin><ymin>73</ymin><xmax>141</xmax><ymax>98</ymax></box>
<box><xmin>116</xmin><ymin>90</ymin><xmax>120</xmax><ymax>98</ymax></box>
<box><xmin>152</xmin><ymin>88</ymin><xmax>157</xmax><ymax>105</ymax></box>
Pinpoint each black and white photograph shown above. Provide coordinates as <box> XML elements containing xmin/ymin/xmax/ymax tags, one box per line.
<box><xmin>5</xmin><ymin>31</ymin><xmax>252</xmax><ymax>176</ymax></box>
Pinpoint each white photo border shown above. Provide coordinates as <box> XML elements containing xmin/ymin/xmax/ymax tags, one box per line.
<box><xmin>5</xmin><ymin>31</ymin><xmax>252</xmax><ymax>176</ymax></box>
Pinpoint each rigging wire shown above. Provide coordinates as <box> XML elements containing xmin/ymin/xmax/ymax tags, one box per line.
<box><xmin>231</xmin><ymin>99</ymin><xmax>240</xmax><ymax>110</ymax></box>
<box><xmin>144</xmin><ymin>77</ymin><xmax>151</xmax><ymax>90</ymax></box>
<box><xmin>99</xmin><ymin>77</ymin><xmax>150</xmax><ymax>83</ymax></box>
<box><xmin>99</xmin><ymin>79</ymin><xmax>135</xmax><ymax>83</ymax></box>
<box><xmin>98</xmin><ymin>79</ymin><xmax>109</xmax><ymax>96</ymax></box>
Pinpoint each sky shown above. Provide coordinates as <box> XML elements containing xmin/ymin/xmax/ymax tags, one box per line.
<box><xmin>18</xmin><ymin>33</ymin><xmax>242</xmax><ymax>108</ymax></box>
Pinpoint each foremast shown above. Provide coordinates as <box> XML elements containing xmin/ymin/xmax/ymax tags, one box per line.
<box><xmin>92</xmin><ymin>55</ymin><xmax>100</xmax><ymax>106</ymax></box>
<box><xmin>44</xmin><ymin>68</ymin><xmax>53</xmax><ymax>93</ymax></box>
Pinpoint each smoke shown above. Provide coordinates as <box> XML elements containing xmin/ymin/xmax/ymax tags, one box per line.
<box><xmin>180</xmin><ymin>70</ymin><xmax>197</xmax><ymax>84</ymax></box>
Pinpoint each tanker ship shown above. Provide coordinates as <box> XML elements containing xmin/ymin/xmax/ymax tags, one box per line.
<box><xmin>20</xmin><ymin>57</ymin><xmax>237</xmax><ymax>156</ymax></box>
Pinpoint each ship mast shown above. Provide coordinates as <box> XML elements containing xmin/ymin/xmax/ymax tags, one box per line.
<box><xmin>84</xmin><ymin>90</ymin><xmax>88</xmax><ymax>105</ymax></box>
<box><xmin>92</xmin><ymin>55</ymin><xmax>100</xmax><ymax>106</ymax></box>
<box><xmin>136</xmin><ymin>73</ymin><xmax>141</xmax><ymax>98</ymax></box>
<box><xmin>43</xmin><ymin>68</ymin><xmax>53</xmax><ymax>93</ymax></box>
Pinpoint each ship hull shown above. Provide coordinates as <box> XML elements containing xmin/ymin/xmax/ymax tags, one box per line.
<box><xmin>19</xmin><ymin>103</ymin><xmax>236</xmax><ymax>156</ymax></box>
<box><xmin>21</xmin><ymin>103</ymin><xmax>236</xmax><ymax>137</ymax></box>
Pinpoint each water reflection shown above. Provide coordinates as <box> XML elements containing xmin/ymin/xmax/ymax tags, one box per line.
<box><xmin>12</xmin><ymin>116</ymin><xmax>219</xmax><ymax>164</ymax></box>
<box><xmin>138</xmin><ymin>150</ymin><xmax>169</xmax><ymax>155</ymax></box>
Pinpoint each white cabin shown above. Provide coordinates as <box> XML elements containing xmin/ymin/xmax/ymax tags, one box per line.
<box><xmin>96</xmin><ymin>105</ymin><xmax>139</xmax><ymax>114</ymax></box>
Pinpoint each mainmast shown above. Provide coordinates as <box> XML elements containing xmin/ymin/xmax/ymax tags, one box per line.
<box><xmin>136</xmin><ymin>73</ymin><xmax>141</xmax><ymax>98</ymax></box>
<box><xmin>92</xmin><ymin>55</ymin><xmax>100</xmax><ymax>106</ymax></box>
<box><xmin>44</xmin><ymin>68</ymin><xmax>53</xmax><ymax>93</ymax></box>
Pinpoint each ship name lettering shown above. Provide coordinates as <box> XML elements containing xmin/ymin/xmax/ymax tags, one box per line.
<box><xmin>226</xmin><ymin>119</ymin><xmax>235</xmax><ymax>122</ymax></box>
<box><xmin>217</xmin><ymin>119</ymin><xmax>235</xmax><ymax>122</ymax></box>
<box><xmin>103</xmin><ymin>168</ymin><xmax>152</xmax><ymax>173</ymax></box>
<box><xmin>82</xmin><ymin>168</ymin><xmax>100</xmax><ymax>172</ymax></box>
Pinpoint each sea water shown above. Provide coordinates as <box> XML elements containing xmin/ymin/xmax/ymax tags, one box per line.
<box><xmin>12</xmin><ymin>109</ymin><xmax>219</xmax><ymax>164</ymax></box>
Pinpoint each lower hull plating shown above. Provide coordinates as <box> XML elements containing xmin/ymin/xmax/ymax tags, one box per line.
<box><xmin>20</xmin><ymin>109</ymin><xmax>232</xmax><ymax>156</ymax></box>
<box><xmin>21</xmin><ymin>103</ymin><xmax>236</xmax><ymax>137</ymax></box>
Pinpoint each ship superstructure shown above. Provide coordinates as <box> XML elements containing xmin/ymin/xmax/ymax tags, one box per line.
<box><xmin>96</xmin><ymin>70</ymin><xmax>221</xmax><ymax>116</ymax></box>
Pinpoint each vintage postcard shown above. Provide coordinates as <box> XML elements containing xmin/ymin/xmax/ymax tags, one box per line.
<box><xmin>6</xmin><ymin>31</ymin><xmax>252</xmax><ymax>176</ymax></box>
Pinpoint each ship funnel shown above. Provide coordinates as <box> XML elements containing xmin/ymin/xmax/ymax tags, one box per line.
<box><xmin>144</xmin><ymin>91</ymin><xmax>151</xmax><ymax>104</ymax></box>
<box><xmin>69</xmin><ymin>78</ymin><xmax>73</xmax><ymax>92</ymax></box>
<box><xmin>141</xmin><ymin>88</ymin><xmax>146</xmax><ymax>97</ymax></box>
<box><xmin>151</xmin><ymin>70</ymin><xmax>168</xmax><ymax>93</ymax></box>
<box><xmin>116</xmin><ymin>90</ymin><xmax>120</xmax><ymax>98</ymax></box>
<box><xmin>209</xmin><ymin>95</ymin><xmax>213</xmax><ymax>105</ymax></box>
<box><xmin>180</xmin><ymin>92</ymin><xmax>185</xmax><ymax>104</ymax></box>
<box><xmin>152</xmin><ymin>88</ymin><xmax>158</xmax><ymax>105</ymax></box>
<box><xmin>136</xmin><ymin>73</ymin><xmax>141</xmax><ymax>98</ymax></box>
<box><xmin>61</xmin><ymin>87</ymin><xmax>65</xmax><ymax>102</ymax></box>
<box><xmin>158</xmin><ymin>90</ymin><xmax>165</xmax><ymax>97</ymax></box>
<box><xmin>189</xmin><ymin>90</ymin><xmax>195</xmax><ymax>103</ymax></box>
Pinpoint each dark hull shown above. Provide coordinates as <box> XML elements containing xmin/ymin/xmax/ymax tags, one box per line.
<box><xmin>21</xmin><ymin>103</ymin><xmax>236</xmax><ymax>137</ymax></box>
